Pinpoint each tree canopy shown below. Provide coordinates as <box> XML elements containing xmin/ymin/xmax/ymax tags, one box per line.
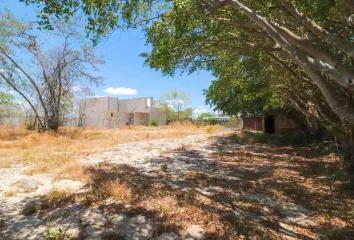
<box><xmin>16</xmin><ymin>0</ymin><xmax>354</xmax><ymax>166</ymax></box>
<box><xmin>0</xmin><ymin>10</ymin><xmax>104</xmax><ymax>131</ymax></box>
<box><xmin>21</xmin><ymin>1</ymin><xmax>354</xmax><ymax>128</ymax></box>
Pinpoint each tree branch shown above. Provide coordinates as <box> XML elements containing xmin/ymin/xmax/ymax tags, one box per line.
<box><xmin>0</xmin><ymin>72</ymin><xmax>44</xmax><ymax>128</ymax></box>
<box><xmin>281</xmin><ymin>0</ymin><xmax>354</xmax><ymax>58</ymax></box>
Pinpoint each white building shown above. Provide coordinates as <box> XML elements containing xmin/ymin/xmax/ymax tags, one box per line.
<box><xmin>78</xmin><ymin>96</ymin><xmax>166</xmax><ymax>128</ymax></box>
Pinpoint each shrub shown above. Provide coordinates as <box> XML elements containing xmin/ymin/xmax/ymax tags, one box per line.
<box><xmin>44</xmin><ymin>227</ymin><xmax>72</xmax><ymax>240</ymax></box>
<box><xmin>227</xmin><ymin>117</ymin><xmax>239</xmax><ymax>128</ymax></box>
<box><xmin>161</xmin><ymin>164</ymin><xmax>168</xmax><ymax>172</ymax></box>
<box><xmin>22</xmin><ymin>201</ymin><xmax>37</xmax><ymax>216</ymax></box>
<box><xmin>39</xmin><ymin>189</ymin><xmax>75</xmax><ymax>210</ymax></box>
<box><xmin>24</xmin><ymin>122</ymin><xmax>36</xmax><ymax>131</ymax></box>
<box><xmin>150</xmin><ymin>119</ymin><xmax>159</xmax><ymax>127</ymax></box>
<box><xmin>0</xmin><ymin>219</ymin><xmax>5</xmax><ymax>229</ymax></box>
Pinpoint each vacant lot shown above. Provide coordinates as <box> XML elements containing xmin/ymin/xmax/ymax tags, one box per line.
<box><xmin>0</xmin><ymin>128</ymin><xmax>353</xmax><ymax>239</ymax></box>
<box><xmin>0</xmin><ymin>123</ymin><xmax>218</xmax><ymax>172</ymax></box>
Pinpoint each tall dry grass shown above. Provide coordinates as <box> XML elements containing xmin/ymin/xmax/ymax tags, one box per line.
<box><xmin>0</xmin><ymin>123</ymin><xmax>219</xmax><ymax>177</ymax></box>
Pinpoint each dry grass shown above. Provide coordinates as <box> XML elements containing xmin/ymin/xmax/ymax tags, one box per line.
<box><xmin>0</xmin><ymin>123</ymin><xmax>219</xmax><ymax>177</ymax></box>
<box><xmin>11</xmin><ymin>126</ymin><xmax>353</xmax><ymax>238</ymax></box>
<box><xmin>27</xmin><ymin>132</ymin><xmax>354</xmax><ymax>239</ymax></box>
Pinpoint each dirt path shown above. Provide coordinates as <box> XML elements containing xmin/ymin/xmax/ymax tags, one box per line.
<box><xmin>1</xmin><ymin>132</ymin><xmax>352</xmax><ymax>239</ymax></box>
<box><xmin>0</xmin><ymin>134</ymin><xmax>213</xmax><ymax>239</ymax></box>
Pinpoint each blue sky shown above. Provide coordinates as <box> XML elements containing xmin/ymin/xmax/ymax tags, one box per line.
<box><xmin>2</xmin><ymin>0</ymin><xmax>215</xmax><ymax>116</ymax></box>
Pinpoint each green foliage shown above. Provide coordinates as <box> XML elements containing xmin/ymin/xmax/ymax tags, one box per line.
<box><xmin>204</xmin><ymin>55</ymin><xmax>284</xmax><ymax>116</ymax></box>
<box><xmin>44</xmin><ymin>227</ymin><xmax>72</xmax><ymax>240</ymax></box>
<box><xmin>0</xmin><ymin>92</ymin><xmax>15</xmax><ymax>104</ymax></box>
<box><xmin>161</xmin><ymin>89</ymin><xmax>193</xmax><ymax>121</ymax></box>
<box><xmin>150</xmin><ymin>119</ymin><xmax>159</xmax><ymax>127</ymax></box>
<box><xmin>227</xmin><ymin>117</ymin><xmax>239</xmax><ymax>128</ymax></box>
<box><xmin>0</xmin><ymin>92</ymin><xmax>18</xmax><ymax>118</ymax></box>
<box><xmin>24</xmin><ymin>122</ymin><xmax>36</xmax><ymax>131</ymax></box>
<box><xmin>196</xmin><ymin>112</ymin><xmax>213</xmax><ymax>121</ymax></box>
<box><xmin>21</xmin><ymin>1</ymin><xmax>354</xmax><ymax>146</ymax></box>
<box><xmin>233</xmin><ymin>131</ymin><xmax>323</xmax><ymax>146</ymax></box>
<box><xmin>19</xmin><ymin>0</ymin><xmax>162</xmax><ymax>45</ymax></box>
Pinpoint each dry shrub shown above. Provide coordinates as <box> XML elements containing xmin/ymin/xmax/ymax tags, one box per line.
<box><xmin>0</xmin><ymin>126</ymin><xmax>29</xmax><ymax>141</ymax></box>
<box><xmin>102</xmin><ymin>181</ymin><xmax>132</xmax><ymax>201</ymax></box>
<box><xmin>39</xmin><ymin>189</ymin><xmax>75</xmax><ymax>210</ymax></box>
<box><xmin>54</xmin><ymin>161</ymin><xmax>92</xmax><ymax>183</ymax></box>
<box><xmin>23</xmin><ymin>151</ymin><xmax>74</xmax><ymax>175</ymax></box>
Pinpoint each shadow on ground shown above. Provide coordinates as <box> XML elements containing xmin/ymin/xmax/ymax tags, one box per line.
<box><xmin>2</xmin><ymin>133</ymin><xmax>354</xmax><ymax>239</ymax></box>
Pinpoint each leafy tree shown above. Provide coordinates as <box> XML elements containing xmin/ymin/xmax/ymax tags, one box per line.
<box><xmin>22</xmin><ymin>0</ymin><xmax>354</xmax><ymax>182</ymax></box>
<box><xmin>22</xmin><ymin>0</ymin><xmax>354</xmax><ymax>127</ymax></box>
<box><xmin>0</xmin><ymin>10</ymin><xmax>104</xmax><ymax>131</ymax></box>
<box><xmin>197</xmin><ymin>112</ymin><xmax>213</xmax><ymax>121</ymax></box>
<box><xmin>0</xmin><ymin>91</ymin><xmax>17</xmax><ymax>119</ymax></box>
<box><xmin>205</xmin><ymin>55</ymin><xmax>284</xmax><ymax>117</ymax></box>
<box><xmin>160</xmin><ymin>89</ymin><xmax>193</xmax><ymax>121</ymax></box>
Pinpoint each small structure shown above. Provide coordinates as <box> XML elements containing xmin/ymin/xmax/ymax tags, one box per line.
<box><xmin>79</xmin><ymin>96</ymin><xmax>166</xmax><ymax>128</ymax></box>
<box><xmin>241</xmin><ymin>115</ymin><xmax>298</xmax><ymax>134</ymax></box>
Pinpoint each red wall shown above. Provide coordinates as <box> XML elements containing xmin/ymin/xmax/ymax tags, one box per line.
<box><xmin>243</xmin><ymin>117</ymin><xmax>263</xmax><ymax>131</ymax></box>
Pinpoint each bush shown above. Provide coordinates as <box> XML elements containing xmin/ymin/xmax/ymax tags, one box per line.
<box><xmin>234</xmin><ymin>130</ymin><xmax>324</xmax><ymax>146</ymax></box>
<box><xmin>24</xmin><ymin>122</ymin><xmax>36</xmax><ymax>131</ymax></box>
<box><xmin>44</xmin><ymin>227</ymin><xmax>72</xmax><ymax>240</ymax></box>
<box><xmin>22</xmin><ymin>201</ymin><xmax>37</xmax><ymax>216</ymax></box>
<box><xmin>150</xmin><ymin>119</ymin><xmax>159</xmax><ymax>127</ymax></box>
<box><xmin>227</xmin><ymin>117</ymin><xmax>239</xmax><ymax>128</ymax></box>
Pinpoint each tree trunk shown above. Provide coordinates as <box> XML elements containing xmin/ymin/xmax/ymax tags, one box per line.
<box><xmin>47</xmin><ymin>117</ymin><xmax>59</xmax><ymax>132</ymax></box>
<box><xmin>343</xmin><ymin>142</ymin><xmax>354</xmax><ymax>188</ymax></box>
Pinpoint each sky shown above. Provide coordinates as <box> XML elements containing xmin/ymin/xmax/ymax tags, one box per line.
<box><xmin>1</xmin><ymin>0</ymin><xmax>215</xmax><ymax>116</ymax></box>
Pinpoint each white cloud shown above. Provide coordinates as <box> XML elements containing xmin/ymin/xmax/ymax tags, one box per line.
<box><xmin>104</xmin><ymin>87</ymin><xmax>138</xmax><ymax>95</ymax></box>
<box><xmin>193</xmin><ymin>105</ymin><xmax>212</xmax><ymax>116</ymax></box>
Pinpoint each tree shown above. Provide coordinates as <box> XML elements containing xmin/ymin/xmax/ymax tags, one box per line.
<box><xmin>160</xmin><ymin>89</ymin><xmax>193</xmax><ymax>121</ymax></box>
<box><xmin>22</xmin><ymin>0</ymin><xmax>354</xmax><ymax>182</ymax></box>
<box><xmin>0</xmin><ymin>91</ymin><xmax>17</xmax><ymax>119</ymax></box>
<box><xmin>0</xmin><ymin>10</ymin><xmax>104</xmax><ymax>131</ymax></box>
<box><xmin>21</xmin><ymin>0</ymin><xmax>354</xmax><ymax>126</ymax></box>
<box><xmin>204</xmin><ymin>55</ymin><xmax>284</xmax><ymax>117</ymax></box>
<box><xmin>197</xmin><ymin>112</ymin><xmax>213</xmax><ymax>121</ymax></box>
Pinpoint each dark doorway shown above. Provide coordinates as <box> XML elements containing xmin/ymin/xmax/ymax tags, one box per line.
<box><xmin>265</xmin><ymin>115</ymin><xmax>275</xmax><ymax>134</ymax></box>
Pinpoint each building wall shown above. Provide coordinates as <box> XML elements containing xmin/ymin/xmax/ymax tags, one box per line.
<box><xmin>134</xmin><ymin>112</ymin><xmax>150</xmax><ymax>125</ymax></box>
<box><xmin>151</xmin><ymin>110</ymin><xmax>167</xmax><ymax>126</ymax></box>
<box><xmin>143</xmin><ymin>113</ymin><xmax>150</xmax><ymax>125</ymax></box>
<box><xmin>241</xmin><ymin>116</ymin><xmax>299</xmax><ymax>133</ymax></box>
<box><xmin>119</xmin><ymin>97</ymin><xmax>152</xmax><ymax>113</ymax></box>
<box><xmin>242</xmin><ymin>117</ymin><xmax>263</xmax><ymax>131</ymax></box>
<box><xmin>274</xmin><ymin>116</ymin><xmax>298</xmax><ymax>133</ymax></box>
<box><xmin>80</xmin><ymin>97</ymin><xmax>105</xmax><ymax>126</ymax></box>
<box><xmin>80</xmin><ymin>96</ymin><xmax>166</xmax><ymax>127</ymax></box>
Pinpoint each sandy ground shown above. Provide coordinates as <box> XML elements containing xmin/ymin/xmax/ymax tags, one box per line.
<box><xmin>0</xmin><ymin>132</ymin><xmax>330</xmax><ymax>239</ymax></box>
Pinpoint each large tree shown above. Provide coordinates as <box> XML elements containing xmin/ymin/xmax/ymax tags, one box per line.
<box><xmin>20</xmin><ymin>0</ymin><xmax>354</xmax><ymax>181</ymax></box>
<box><xmin>0</xmin><ymin>10</ymin><xmax>104</xmax><ymax>131</ymax></box>
<box><xmin>20</xmin><ymin>0</ymin><xmax>354</xmax><ymax>125</ymax></box>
